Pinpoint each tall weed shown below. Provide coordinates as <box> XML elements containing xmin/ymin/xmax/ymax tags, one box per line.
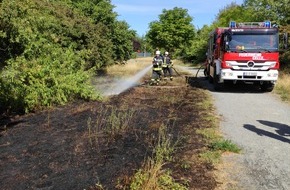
<box><xmin>130</xmin><ymin>125</ymin><xmax>187</xmax><ymax>190</ymax></box>
<box><xmin>87</xmin><ymin>106</ymin><xmax>135</xmax><ymax>147</ymax></box>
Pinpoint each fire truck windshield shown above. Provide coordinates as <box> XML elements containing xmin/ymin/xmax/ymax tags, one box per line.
<box><xmin>228</xmin><ymin>33</ymin><xmax>278</xmax><ymax>52</ymax></box>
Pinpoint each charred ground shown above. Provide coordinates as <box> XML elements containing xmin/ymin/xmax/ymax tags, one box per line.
<box><xmin>0</xmin><ymin>70</ymin><xmax>219</xmax><ymax>189</ymax></box>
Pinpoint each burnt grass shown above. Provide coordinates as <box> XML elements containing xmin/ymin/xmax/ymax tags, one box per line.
<box><xmin>0</xmin><ymin>76</ymin><xmax>218</xmax><ymax>190</ymax></box>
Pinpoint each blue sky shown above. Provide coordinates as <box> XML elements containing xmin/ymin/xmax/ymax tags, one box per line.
<box><xmin>111</xmin><ymin>0</ymin><xmax>244</xmax><ymax>36</ymax></box>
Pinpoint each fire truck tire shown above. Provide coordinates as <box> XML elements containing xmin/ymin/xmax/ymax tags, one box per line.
<box><xmin>209</xmin><ymin>75</ymin><xmax>213</xmax><ymax>83</ymax></box>
<box><xmin>260</xmin><ymin>82</ymin><xmax>274</xmax><ymax>92</ymax></box>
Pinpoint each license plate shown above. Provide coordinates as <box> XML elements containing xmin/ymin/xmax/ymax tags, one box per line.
<box><xmin>243</xmin><ymin>72</ymin><xmax>257</xmax><ymax>76</ymax></box>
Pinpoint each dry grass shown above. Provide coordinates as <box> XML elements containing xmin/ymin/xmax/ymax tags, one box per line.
<box><xmin>106</xmin><ymin>58</ymin><xmax>186</xmax><ymax>77</ymax></box>
<box><xmin>107</xmin><ymin>58</ymin><xmax>152</xmax><ymax>77</ymax></box>
<box><xmin>171</xmin><ymin>59</ymin><xmax>187</xmax><ymax>66</ymax></box>
<box><xmin>275</xmin><ymin>73</ymin><xmax>290</xmax><ymax>102</ymax></box>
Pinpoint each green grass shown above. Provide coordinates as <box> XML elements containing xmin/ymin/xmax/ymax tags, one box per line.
<box><xmin>209</xmin><ymin>139</ymin><xmax>241</xmax><ymax>153</ymax></box>
<box><xmin>199</xmin><ymin>151</ymin><xmax>222</xmax><ymax>165</ymax></box>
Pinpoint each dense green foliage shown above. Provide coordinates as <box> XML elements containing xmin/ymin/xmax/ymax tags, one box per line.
<box><xmin>71</xmin><ymin>0</ymin><xmax>136</xmax><ymax>62</ymax></box>
<box><xmin>184</xmin><ymin>25</ymin><xmax>214</xmax><ymax>64</ymax></box>
<box><xmin>0</xmin><ymin>0</ymin><xmax>136</xmax><ymax>113</ymax></box>
<box><xmin>213</xmin><ymin>3</ymin><xmax>254</xmax><ymax>26</ymax></box>
<box><xmin>244</xmin><ymin>0</ymin><xmax>290</xmax><ymax>25</ymax></box>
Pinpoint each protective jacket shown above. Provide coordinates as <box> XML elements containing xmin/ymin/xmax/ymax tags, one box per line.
<box><xmin>152</xmin><ymin>55</ymin><xmax>163</xmax><ymax>71</ymax></box>
<box><xmin>162</xmin><ymin>56</ymin><xmax>172</xmax><ymax>68</ymax></box>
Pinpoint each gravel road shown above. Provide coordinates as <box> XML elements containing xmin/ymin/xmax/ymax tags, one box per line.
<box><xmin>178</xmin><ymin>66</ymin><xmax>290</xmax><ymax>190</ymax></box>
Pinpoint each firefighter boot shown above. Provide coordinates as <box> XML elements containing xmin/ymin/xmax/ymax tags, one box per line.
<box><xmin>150</xmin><ymin>79</ymin><xmax>155</xmax><ymax>85</ymax></box>
<box><xmin>156</xmin><ymin>78</ymin><xmax>160</xmax><ymax>85</ymax></box>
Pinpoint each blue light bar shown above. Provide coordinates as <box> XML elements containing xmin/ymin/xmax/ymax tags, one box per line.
<box><xmin>264</xmin><ymin>21</ymin><xmax>271</xmax><ymax>28</ymax></box>
<box><xmin>229</xmin><ymin>21</ymin><xmax>236</xmax><ymax>28</ymax></box>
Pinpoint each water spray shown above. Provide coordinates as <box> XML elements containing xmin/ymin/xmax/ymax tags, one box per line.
<box><xmin>102</xmin><ymin>65</ymin><xmax>152</xmax><ymax>96</ymax></box>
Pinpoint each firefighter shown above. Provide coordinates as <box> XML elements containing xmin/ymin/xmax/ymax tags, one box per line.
<box><xmin>162</xmin><ymin>51</ymin><xmax>173</xmax><ymax>80</ymax></box>
<box><xmin>151</xmin><ymin>50</ymin><xmax>163</xmax><ymax>85</ymax></box>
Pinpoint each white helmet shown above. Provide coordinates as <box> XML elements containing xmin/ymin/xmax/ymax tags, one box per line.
<box><xmin>156</xmin><ymin>50</ymin><xmax>160</xmax><ymax>55</ymax></box>
<box><xmin>165</xmin><ymin>51</ymin><xmax>169</xmax><ymax>55</ymax></box>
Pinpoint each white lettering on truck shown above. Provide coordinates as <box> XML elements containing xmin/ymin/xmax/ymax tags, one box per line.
<box><xmin>239</xmin><ymin>53</ymin><xmax>264</xmax><ymax>60</ymax></box>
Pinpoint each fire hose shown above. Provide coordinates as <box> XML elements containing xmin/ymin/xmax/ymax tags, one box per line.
<box><xmin>171</xmin><ymin>64</ymin><xmax>205</xmax><ymax>77</ymax></box>
<box><xmin>171</xmin><ymin>66</ymin><xmax>181</xmax><ymax>76</ymax></box>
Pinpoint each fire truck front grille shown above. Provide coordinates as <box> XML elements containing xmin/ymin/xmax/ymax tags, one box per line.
<box><xmin>226</xmin><ymin>60</ymin><xmax>276</xmax><ymax>71</ymax></box>
<box><xmin>238</xmin><ymin>65</ymin><xmax>263</xmax><ymax>68</ymax></box>
<box><xmin>238</xmin><ymin>75</ymin><xmax>262</xmax><ymax>79</ymax></box>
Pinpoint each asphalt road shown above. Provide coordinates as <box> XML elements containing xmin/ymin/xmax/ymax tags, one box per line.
<box><xmin>178</xmin><ymin>66</ymin><xmax>290</xmax><ymax>190</ymax></box>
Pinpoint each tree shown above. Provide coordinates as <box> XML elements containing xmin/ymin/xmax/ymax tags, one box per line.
<box><xmin>146</xmin><ymin>7</ymin><xmax>196</xmax><ymax>56</ymax></box>
<box><xmin>72</xmin><ymin>0</ymin><xmax>136</xmax><ymax>63</ymax></box>
<box><xmin>111</xmin><ymin>21</ymin><xmax>136</xmax><ymax>62</ymax></box>
<box><xmin>214</xmin><ymin>3</ymin><xmax>254</xmax><ymax>27</ymax></box>
<box><xmin>185</xmin><ymin>25</ymin><xmax>215</xmax><ymax>63</ymax></box>
<box><xmin>244</xmin><ymin>0</ymin><xmax>290</xmax><ymax>25</ymax></box>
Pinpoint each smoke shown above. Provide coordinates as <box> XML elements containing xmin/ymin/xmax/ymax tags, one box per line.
<box><xmin>96</xmin><ymin>65</ymin><xmax>152</xmax><ymax>96</ymax></box>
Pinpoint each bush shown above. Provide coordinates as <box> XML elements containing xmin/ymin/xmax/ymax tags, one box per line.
<box><xmin>0</xmin><ymin>46</ymin><xmax>99</xmax><ymax>113</ymax></box>
<box><xmin>0</xmin><ymin>0</ymin><xmax>107</xmax><ymax>113</ymax></box>
<box><xmin>280</xmin><ymin>51</ymin><xmax>290</xmax><ymax>72</ymax></box>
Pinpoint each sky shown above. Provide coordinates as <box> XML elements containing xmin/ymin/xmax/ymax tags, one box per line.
<box><xmin>110</xmin><ymin>0</ymin><xmax>244</xmax><ymax>36</ymax></box>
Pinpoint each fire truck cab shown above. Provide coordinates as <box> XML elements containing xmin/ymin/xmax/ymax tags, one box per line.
<box><xmin>206</xmin><ymin>21</ymin><xmax>281</xmax><ymax>91</ymax></box>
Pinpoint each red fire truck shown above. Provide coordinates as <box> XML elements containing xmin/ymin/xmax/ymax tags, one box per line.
<box><xmin>205</xmin><ymin>21</ymin><xmax>285</xmax><ymax>91</ymax></box>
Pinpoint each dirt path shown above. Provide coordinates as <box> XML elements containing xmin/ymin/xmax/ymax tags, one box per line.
<box><xmin>179</xmin><ymin>65</ymin><xmax>290</xmax><ymax>190</ymax></box>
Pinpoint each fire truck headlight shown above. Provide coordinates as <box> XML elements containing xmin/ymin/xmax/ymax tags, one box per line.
<box><xmin>225</xmin><ymin>61</ymin><xmax>232</xmax><ymax>67</ymax></box>
<box><xmin>222</xmin><ymin>72</ymin><xmax>233</xmax><ymax>77</ymax></box>
<box><xmin>267</xmin><ymin>73</ymin><xmax>278</xmax><ymax>77</ymax></box>
<box><xmin>269</xmin><ymin>62</ymin><xmax>277</xmax><ymax>68</ymax></box>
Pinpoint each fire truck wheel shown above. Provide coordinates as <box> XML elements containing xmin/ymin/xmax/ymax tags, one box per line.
<box><xmin>209</xmin><ymin>75</ymin><xmax>213</xmax><ymax>83</ymax></box>
<box><xmin>260</xmin><ymin>82</ymin><xmax>274</xmax><ymax>92</ymax></box>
